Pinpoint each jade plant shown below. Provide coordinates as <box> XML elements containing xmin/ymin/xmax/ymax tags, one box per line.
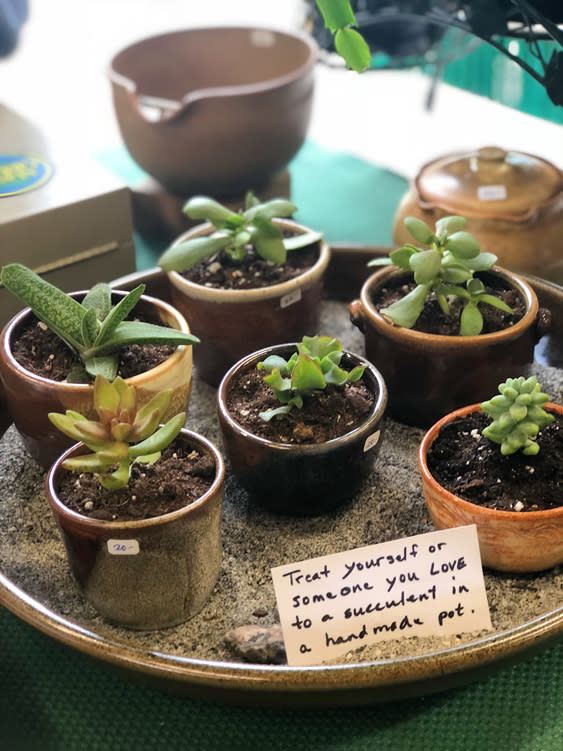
<box><xmin>1</xmin><ymin>264</ymin><xmax>199</xmax><ymax>382</ymax></box>
<box><xmin>369</xmin><ymin>215</ymin><xmax>513</xmax><ymax>335</ymax></box>
<box><xmin>257</xmin><ymin>335</ymin><xmax>365</xmax><ymax>421</ymax></box>
<box><xmin>480</xmin><ymin>376</ymin><xmax>554</xmax><ymax>456</ymax></box>
<box><xmin>157</xmin><ymin>192</ymin><xmax>322</xmax><ymax>272</ymax></box>
<box><xmin>48</xmin><ymin>375</ymin><xmax>186</xmax><ymax>489</ymax></box>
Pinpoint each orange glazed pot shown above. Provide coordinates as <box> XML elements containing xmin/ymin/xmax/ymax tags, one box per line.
<box><xmin>418</xmin><ymin>403</ymin><xmax>563</xmax><ymax>573</ymax></box>
<box><xmin>350</xmin><ymin>265</ymin><xmax>544</xmax><ymax>428</ymax></box>
<box><xmin>0</xmin><ymin>291</ymin><xmax>194</xmax><ymax>468</ymax></box>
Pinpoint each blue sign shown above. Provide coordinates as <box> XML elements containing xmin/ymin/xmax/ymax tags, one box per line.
<box><xmin>0</xmin><ymin>153</ymin><xmax>53</xmax><ymax>197</ymax></box>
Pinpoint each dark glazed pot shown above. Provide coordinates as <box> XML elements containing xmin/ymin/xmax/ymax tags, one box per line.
<box><xmin>217</xmin><ymin>344</ymin><xmax>387</xmax><ymax>515</ymax></box>
<box><xmin>167</xmin><ymin>219</ymin><xmax>331</xmax><ymax>387</ymax></box>
<box><xmin>108</xmin><ymin>27</ymin><xmax>318</xmax><ymax>196</ymax></box>
<box><xmin>46</xmin><ymin>430</ymin><xmax>224</xmax><ymax>629</ymax></box>
<box><xmin>0</xmin><ymin>291</ymin><xmax>194</xmax><ymax>468</ymax></box>
<box><xmin>419</xmin><ymin>403</ymin><xmax>563</xmax><ymax>573</ymax></box>
<box><xmin>350</xmin><ymin>266</ymin><xmax>543</xmax><ymax>429</ymax></box>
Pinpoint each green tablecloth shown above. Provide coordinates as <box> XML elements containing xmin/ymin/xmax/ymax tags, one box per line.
<box><xmin>1</xmin><ymin>141</ymin><xmax>561</xmax><ymax>750</ymax></box>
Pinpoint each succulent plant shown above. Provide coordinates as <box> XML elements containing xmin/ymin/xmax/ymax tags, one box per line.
<box><xmin>157</xmin><ymin>192</ymin><xmax>323</xmax><ymax>272</ymax></box>
<box><xmin>369</xmin><ymin>215</ymin><xmax>512</xmax><ymax>335</ymax></box>
<box><xmin>480</xmin><ymin>376</ymin><xmax>554</xmax><ymax>456</ymax></box>
<box><xmin>1</xmin><ymin>264</ymin><xmax>199</xmax><ymax>383</ymax></box>
<box><xmin>257</xmin><ymin>335</ymin><xmax>365</xmax><ymax>421</ymax></box>
<box><xmin>48</xmin><ymin>375</ymin><xmax>186</xmax><ymax>489</ymax></box>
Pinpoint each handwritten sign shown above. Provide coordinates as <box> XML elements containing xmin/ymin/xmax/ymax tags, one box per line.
<box><xmin>107</xmin><ymin>539</ymin><xmax>140</xmax><ymax>556</ymax></box>
<box><xmin>271</xmin><ymin>525</ymin><xmax>492</xmax><ymax>666</ymax></box>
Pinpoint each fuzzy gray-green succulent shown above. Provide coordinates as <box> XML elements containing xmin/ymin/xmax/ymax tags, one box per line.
<box><xmin>480</xmin><ymin>376</ymin><xmax>554</xmax><ymax>455</ymax></box>
<box><xmin>1</xmin><ymin>264</ymin><xmax>199</xmax><ymax>383</ymax></box>
<box><xmin>369</xmin><ymin>215</ymin><xmax>513</xmax><ymax>336</ymax></box>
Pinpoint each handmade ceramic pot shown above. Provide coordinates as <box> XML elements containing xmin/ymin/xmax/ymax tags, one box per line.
<box><xmin>393</xmin><ymin>146</ymin><xmax>563</xmax><ymax>284</ymax></box>
<box><xmin>349</xmin><ymin>266</ymin><xmax>544</xmax><ymax>428</ymax></box>
<box><xmin>217</xmin><ymin>343</ymin><xmax>387</xmax><ymax>515</ymax></box>
<box><xmin>0</xmin><ymin>291</ymin><xmax>194</xmax><ymax>468</ymax></box>
<box><xmin>418</xmin><ymin>403</ymin><xmax>563</xmax><ymax>573</ymax></box>
<box><xmin>108</xmin><ymin>26</ymin><xmax>317</xmax><ymax>196</ymax></box>
<box><xmin>167</xmin><ymin>219</ymin><xmax>331</xmax><ymax>386</ymax></box>
<box><xmin>46</xmin><ymin>429</ymin><xmax>224</xmax><ymax>629</ymax></box>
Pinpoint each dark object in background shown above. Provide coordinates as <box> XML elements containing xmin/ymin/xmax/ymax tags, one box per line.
<box><xmin>0</xmin><ymin>0</ymin><xmax>28</xmax><ymax>57</ymax></box>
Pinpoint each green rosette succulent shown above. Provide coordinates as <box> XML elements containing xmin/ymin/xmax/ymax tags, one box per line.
<box><xmin>480</xmin><ymin>376</ymin><xmax>554</xmax><ymax>456</ymax></box>
<box><xmin>257</xmin><ymin>335</ymin><xmax>365</xmax><ymax>421</ymax></box>
<box><xmin>48</xmin><ymin>375</ymin><xmax>186</xmax><ymax>489</ymax></box>
<box><xmin>158</xmin><ymin>192</ymin><xmax>322</xmax><ymax>272</ymax></box>
<box><xmin>369</xmin><ymin>215</ymin><xmax>512</xmax><ymax>335</ymax></box>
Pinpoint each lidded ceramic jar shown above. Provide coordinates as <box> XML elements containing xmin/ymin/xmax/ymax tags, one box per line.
<box><xmin>393</xmin><ymin>147</ymin><xmax>563</xmax><ymax>284</ymax></box>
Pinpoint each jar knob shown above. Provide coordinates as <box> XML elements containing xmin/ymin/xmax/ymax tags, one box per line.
<box><xmin>477</xmin><ymin>146</ymin><xmax>507</xmax><ymax>162</ymax></box>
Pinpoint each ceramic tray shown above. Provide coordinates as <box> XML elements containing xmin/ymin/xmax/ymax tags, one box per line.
<box><xmin>0</xmin><ymin>260</ymin><xmax>561</xmax><ymax>708</ymax></box>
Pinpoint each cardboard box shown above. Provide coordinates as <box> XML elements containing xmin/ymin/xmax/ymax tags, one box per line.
<box><xmin>0</xmin><ymin>105</ymin><xmax>136</xmax><ymax>326</ymax></box>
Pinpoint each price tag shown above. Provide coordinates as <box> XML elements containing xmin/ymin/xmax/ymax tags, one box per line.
<box><xmin>107</xmin><ymin>539</ymin><xmax>140</xmax><ymax>556</ymax></box>
<box><xmin>363</xmin><ymin>430</ymin><xmax>381</xmax><ymax>453</ymax></box>
<box><xmin>272</xmin><ymin>525</ymin><xmax>492</xmax><ymax>666</ymax></box>
<box><xmin>478</xmin><ymin>184</ymin><xmax>507</xmax><ymax>201</ymax></box>
<box><xmin>280</xmin><ymin>288</ymin><xmax>302</xmax><ymax>309</ymax></box>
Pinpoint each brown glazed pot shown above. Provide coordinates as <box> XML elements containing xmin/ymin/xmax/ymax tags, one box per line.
<box><xmin>418</xmin><ymin>403</ymin><xmax>563</xmax><ymax>573</ymax></box>
<box><xmin>349</xmin><ymin>266</ymin><xmax>543</xmax><ymax>428</ymax></box>
<box><xmin>217</xmin><ymin>343</ymin><xmax>388</xmax><ymax>515</ymax></box>
<box><xmin>393</xmin><ymin>147</ymin><xmax>563</xmax><ymax>284</ymax></box>
<box><xmin>46</xmin><ymin>429</ymin><xmax>224</xmax><ymax>629</ymax></box>
<box><xmin>108</xmin><ymin>27</ymin><xmax>317</xmax><ymax>196</ymax></box>
<box><xmin>0</xmin><ymin>291</ymin><xmax>194</xmax><ymax>469</ymax></box>
<box><xmin>167</xmin><ymin>219</ymin><xmax>331</xmax><ymax>386</ymax></box>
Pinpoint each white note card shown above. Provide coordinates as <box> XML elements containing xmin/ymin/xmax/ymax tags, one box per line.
<box><xmin>272</xmin><ymin>525</ymin><xmax>492</xmax><ymax>666</ymax></box>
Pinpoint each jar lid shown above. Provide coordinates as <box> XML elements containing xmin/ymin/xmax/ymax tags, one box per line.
<box><xmin>414</xmin><ymin>146</ymin><xmax>563</xmax><ymax>221</ymax></box>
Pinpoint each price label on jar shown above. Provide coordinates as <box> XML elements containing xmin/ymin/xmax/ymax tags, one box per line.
<box><xmin>280</xmin><ymin>288</ymin><xmax>302</xmax><ymax>309</ymax></box>
<box><xmin>477</xmin><ymin>184</ymin><xmax>507</xmax><ymax>201</ymax></box>
<box><xmin>107</xmin><ymin>539</ymin><xmax>140</xmax><ymax>556</ymax></box>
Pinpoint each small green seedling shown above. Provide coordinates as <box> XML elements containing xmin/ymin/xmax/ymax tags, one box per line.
<box><xmin>1</xmin><ymin>264</ymin><xmax>199</xmax><ymax>383</ymax></box>
<box><xmin>480</xmin><ymin>376</ymin><xmax>554</xmax><ymax>456</ymax></box>
<box><xmin>48</xmin><ymin>375</ymin><xmax>186</xmax><ymax>489</ymax></box>
<box><xmin>369</xmin><ymin>215</ymin><xmax>512</xmax><ymax>335</ymax></box>
<box><xmin>257</xmin><ymin>335</ymin><xmax>365</xmax><ymax>421</ymax></box>
<box><xmin>158</xmin><ymin>192</ymin><xmax>323</xmax><ymax>272</ymax></box>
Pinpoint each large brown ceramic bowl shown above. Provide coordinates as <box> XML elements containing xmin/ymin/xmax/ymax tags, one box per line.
<box><xmin>419</xmin><ymin>403</ymin><xmax>563</xmax><ymax>573</ymax></box>
<box><xmin>108</xmin><ymin>27</ymin><xmax>318</xmax><ymax>196</ymax></box>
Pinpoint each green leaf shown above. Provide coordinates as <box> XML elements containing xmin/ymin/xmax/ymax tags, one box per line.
<box><xmin>445</xmin><ymin>231</ymin><xmax>481</xmax><ymax>260</ymax></box>
<box><xmin>158</xmin><ymin>233</ymin><xmax>233</xmax><ymax>271</ymax></box>
<box><xmin>389</xmin><ymin>246</ymin><xmax>416</xmax><ymax>270</ymax></box>
<box><xmin>99</xmin><ymin>460</ymin><xmax>131</xmax><ymax>490</ymax></box>
<box><xmin>249</xmin><ymin>218</ymin><xmax>286</xmax><ymax>264</ymax></box>
<box><xmin>459</xmin><ymin>303</ymin><xmax>483</xmax><ymax>336</ymax></box>
<box><xmin>334</xmin><ymin>27</ymin><xmax>371</xmax><ymax>72</ymax></box>
<box><xmin>1</xmin><ymin>263</ymin><xmax>86</xmax><ymax>352</ymax></box>
<box><xmin>243</xmin><ymin>199</ymin><xmax>297</xmax><ymax>222</ymax></box>
<box><xmin>441</xmin><ymin>266</ymin><xmax>473</xmax><ymax>284</ymax></box>
<box><xmin>94</xmin><ymin>285</ymin><xmax>145</xmax><ymax>347</ymax></box>
<box><xmin>128</xmin><ymin>413</ymin><xmax>186</xmax><ymax>458</ymax></box>
<box><xmin>410</xmin><ymin>249</ymin><xmax>441</xmax><ymax>284</ymax></box>
<box><xmin>315</xmin><ymin>0</ymin><xmax>356</xmax><ymax>32</ymax></box>
<box><xmin>299</xmin><ymin>335</ymin><xmax>341</xmax><ymax>360</ymax></box>
<box><xmin>291</xmin><ymin>355</ymin><xmax>326</xmax><ymax>392</ymax></box>
<box><xmin>367</xmin><ymin>257</ymin><xmax>392</xmax><ymax>267</ymax></box>
<box><xmin>435</xmin><ymin>216</ymin><xmax>466</xmax><ymax>236</ymax></box>
<box><xmin>81</xmin><ymin>307</ymin><xmax>99</xmax><ymax>347</ymax></box>
<box><xmin>404</xmin><ymin>217</ymin><xmax>435</xmax><ymax>245</ymax></box>
<box><xmin>84</xmin><ymin>355</ymin><xmax>118</xmax><ymax>382</ymax></box>
<box><xmin>257</xmin><ymin>355</ymin><xmax>290</xmax><ymax>374</ymax></box>
<box><xmin>83</xmin><ymin>321</ymin><xmax>199</xmax><ymax>358</ymax></box>
<box><xmin>48</xmin><ymin>412</ymin><xmax>91</xmax><ymax>443</ymax></box>
<box><xmin>182</xmin><ymin>196</ymin><xmax>240</xmax><ymax>226</ymax></box>
<box><xmin>259</xmin><ymin>404</ymin><xmax>294</xmax><ymax>422</ymax></box>
<box><xmin>62</xmin><ymin>453</ymin><xmax>118</xmax><ymax>474</ymax></box>
<box><xmin>476</xmin><ymin>294</ymin><xmax>513</xmax><ymax>314</ymax></box>
<box><xmin>283</xmin><ymin>231</ymin><xmax>323</xmax><ymax>251</ymax></box>
<box><xmin>380</xmin><ymin>283</ymin><xmax>430</xmax><ymax>329</ymax></box>
<box><xmin>464</xmin><ymin>252</ymin><xmax>497</xmax><ymax>271</ymax></box>
<box><xmin>82</xmin><ymin>283</ymin><xmax>112</xmax><ymax>321</ymax></box>
<box><xmin>262</xmin><ymin>369</ymin><xmax>292</xmax><ymax>398</ymax></box>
